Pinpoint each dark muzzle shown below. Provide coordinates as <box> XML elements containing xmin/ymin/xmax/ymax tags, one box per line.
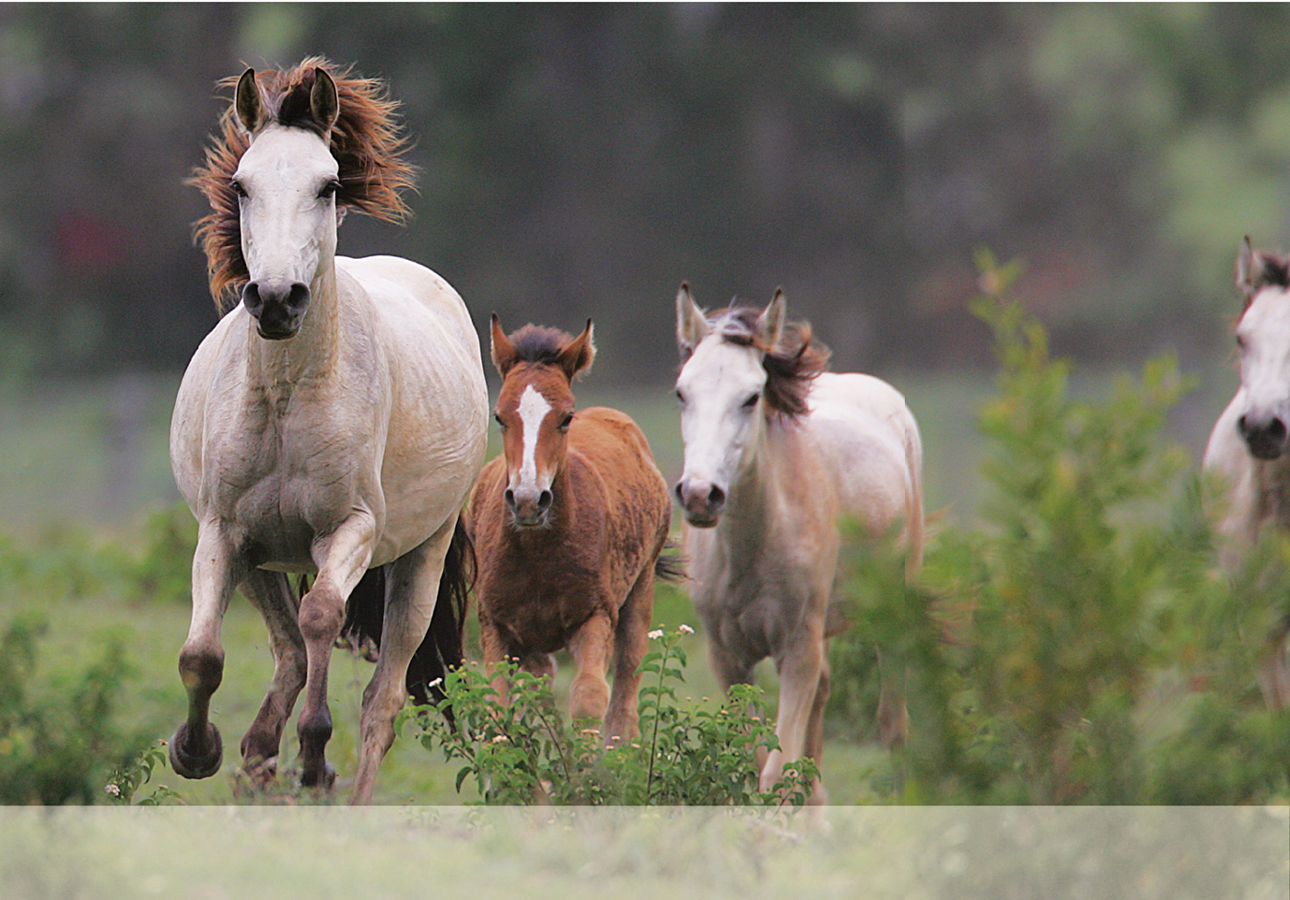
<box><xmin>242</xmin><ymin>280</ymin><xmax>311</xmax><ymax>340</ymax></box>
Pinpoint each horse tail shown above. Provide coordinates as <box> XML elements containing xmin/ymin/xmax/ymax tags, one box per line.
<box><xmin>409</xmin><ymin>515</ymin><xmax>473</xmax><ymax>721</ymax></box>
<box><xmin>654</xmin><ymin>537</ymin><xmax>687</xmax><ymax>583</ymax></box>
<box><xmin>338</xmin><ymin>515</ymin><xmax>473</xmax><ymax>723</ymax></box>
<box><xmin>901</xmin><ymin>403</ymin><xmax>925</xmax><ymax>580</ymax></box>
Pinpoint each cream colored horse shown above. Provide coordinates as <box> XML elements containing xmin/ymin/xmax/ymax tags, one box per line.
<box><xmin>1202</xmin><ymin>237</ymin><xmax>1290</xmax><ymax>709</ymax></box>
<box><xmin>170</xmin><ymin>61</ymin><xmax>487</xmax><ymax>803</ymax></box>
<box><xmin>673</xmin><ymin>286</ymin><xmax>923</xmax><ymax>801</ymax></box>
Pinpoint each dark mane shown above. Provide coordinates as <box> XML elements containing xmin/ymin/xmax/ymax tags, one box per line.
<box><xmin>190</xmin><ymin>57</ymin><xmax>418</xmax><ymax>313</ymax></box>
<box><xmin>712</xmin><ymin>305</ymin><xmax>831</xmax><ymax>418</ymax></box>
<box><xmin>506</xmin><ymin>324</ymin><xmax>577</xmax><ymax>365</ymax></box>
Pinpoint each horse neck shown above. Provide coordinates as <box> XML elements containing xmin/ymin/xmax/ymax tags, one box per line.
<box><xmin>246</xmin><ymin>261</ymin><xmax>342</xmax><ymax>385</ymax></box>
<box><xmin>721</xmin><ymin>415</ymin><xmax>786</xmax><ymax>533</ymax></box>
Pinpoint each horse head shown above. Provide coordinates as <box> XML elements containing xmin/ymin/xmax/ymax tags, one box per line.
<box><xmin>673</xmin><ymin>285</ymin><xmax>788</xmax><ymax>527</ymax></box>
<box><xmin>229</xmin><ymin>67</ymin><xmax>342</xmax><ymax>340</ymax></box>
<box><xmin>489</xmin><ymin>315</ymin><xmax>595</xmax><ymax>528</ymax></box>
<box><xmin>1235</xmin><ymin>238</ymin><xmax>1290</xmax><ymax>460</ymax></box>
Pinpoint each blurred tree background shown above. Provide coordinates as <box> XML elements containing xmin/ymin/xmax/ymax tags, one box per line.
<box><xmin>5</xmin><ymin>2</ymin><xmax>1290</xmax><ymax>386</ymax></box>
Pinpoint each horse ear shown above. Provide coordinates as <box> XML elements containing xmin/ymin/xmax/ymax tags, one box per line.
<box><xmin>490</xmin><ymin>313</ymin><xmax>517</xmax><ymax>377</ymax></box>
<box><xmin>310</xmin><ymin>68</ymin><xmax>340</xmax><ymax>132</ymax></box>
<box><xmin>1238</xmin><ymin>236</ymin><xmax>1290</xmax><ymax>300</ymax></box>
<box><xmin>758</xmin><ymin>289</ymin><xmax>787</xmax><ymax>351</ymax></box>
<box><xmin>558</xmin><ymin>320</ymin><xmax>596</xmax><ymax>381</ymax></box>
<box><xmin>676</xmin><ymin>283</ymin><xmax>709</xmax><ymax>360</ymax></box>
<box><xmin>234</xmin><ymin>68</ymin><xmax>265</xmax><ymax>133</ymax></box>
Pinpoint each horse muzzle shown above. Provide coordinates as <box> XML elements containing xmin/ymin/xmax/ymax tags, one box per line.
<box><xmin>1239</xmin><ymin>409</ymin><xmax>1290</xmax><ymax>460</ymax></box>
<box><xmin>505</xmin><ymin>485</ymin><xmax>554</xmax><ymax>529</ymax></box>
<box><xmin>243</xmin><ymin>279</ymin><xmax>311</xmax><ymax>340</ymax></box>
<box><xmin>675</xmin><ymin>478</ymin><xmax>725</xmax><ymax>528</ymax></box>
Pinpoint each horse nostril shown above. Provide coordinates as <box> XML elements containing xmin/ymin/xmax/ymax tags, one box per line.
<box><xmin>537</xmin><ymin>490</ymin><xmax>553</xmax><ymax>512</ymax></box>
<box><xmin>286</xmin><ymin>282</ymin><xmax>310</xmax><ymax>313</ymax></box>
<box><xmin>708</xmin><ymin>485</ymin><xmax>725</xmax><ymax>508</ymax></box>
<box><xmin>504</xmin><ymin>489</ymin><xmax>516</xmax><ymax>511</ymax></box>
<box><xmin>241</xmin><ymin>282</ymin><xmax>263</xmax><ymax>316</ymax></box>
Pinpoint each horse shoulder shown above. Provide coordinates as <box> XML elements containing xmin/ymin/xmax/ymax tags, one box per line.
<box><xmin>336</xmin><ymin>255</ymin><xmax>479</xmax><ymax>359</ymax></box>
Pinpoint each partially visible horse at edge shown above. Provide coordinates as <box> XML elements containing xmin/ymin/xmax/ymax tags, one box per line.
<box><xmin>673</xmin><ymin>285</ymin><xmax>924</xmax><ymax>802</ymax></box>
<box><xmin>468</xmin><ymin>316</ymin><xmax>676</xmax><ymax>744</ymax></box>
<box><xmin>170</xmin><ymin>58</ymin><xmax>488</xmax><ymax>803</ymax></box>
<box><xmin>1202</xmin><ymin>237</ymin><xmax>1290</xmax><ymax>709</ymax></box>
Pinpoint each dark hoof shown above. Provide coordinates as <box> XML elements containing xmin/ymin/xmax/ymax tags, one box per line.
<box><xmin>170</xmin><ymin>722</ymin><xmax>223</xmax><ymax>779</ymax></box>
<box><xmin>299</xmin><ymin>761</ymin><xmax>337</xmax><ymax>790</ymax></box>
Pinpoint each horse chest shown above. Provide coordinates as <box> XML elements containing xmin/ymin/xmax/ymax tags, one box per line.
<box><xmin>205</xmin><ymin>394</ymin><xmax>372</xmax><ymax>552</ymax></box>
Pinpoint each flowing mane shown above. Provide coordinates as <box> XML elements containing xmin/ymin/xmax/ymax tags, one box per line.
<box><xmin>709</xmin><ymin>305</ymin><xmax>831</xmax><ymax>418</ymax></box>
<box><xmin>190</xmin><ymin>57</ymin><xmax>417</xmax><ymax>312</ymax></box>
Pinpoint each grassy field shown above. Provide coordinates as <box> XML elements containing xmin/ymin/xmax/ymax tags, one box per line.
<box><xmin>0</xmin><ymin>358</ymin><xmax>1242</xmax><ymax>807</ymax></box>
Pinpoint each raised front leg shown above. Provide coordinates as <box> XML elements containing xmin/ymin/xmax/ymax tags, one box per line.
<box><xmin>565</xmin><ymin>612</ymin><xmax>614</xmax><ymax>729</ymax></box>
<box><xmin>349</xmin><ymin>518</ymin><xmax>456</xmax><ymax>805</ymax></box>
<box><xmin>171</xmin><ymin>521</ymin><xmax>248</xmax><ymax>780</ymax></box>
<box><xmin>295</xmin><ymin>514</ymin><xmax>376</xmax><ymax>792</ymax></box>
<box><xmin>604</xmin><ymin>568</ymin><xmax>656</xmax><ymax>744</ymax></box>
<box><xmin>237</xmin><ymin>569</ymin><xmax>306</xmax><ymax>780</ymax></box>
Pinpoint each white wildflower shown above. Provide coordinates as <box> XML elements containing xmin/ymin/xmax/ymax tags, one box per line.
<box><xmin>678</xmin><ymin>624</ymin><xmax>694</xmax><ymax>635</ymax></box>
<box><xmin>648</xmin><ymin>629</ymin><xmax>664</xmax><ymax>640</ymax></box>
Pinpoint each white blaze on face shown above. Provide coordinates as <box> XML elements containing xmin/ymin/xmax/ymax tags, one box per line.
<box><xmin>515</xmin><ymin>384</ymin><xmax>552</xmax><ymax>490</ymax></box>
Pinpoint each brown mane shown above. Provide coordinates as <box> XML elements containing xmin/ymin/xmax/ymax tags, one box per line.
<box><xmin>710</xmin><ymin>305</ymin><xmax>831</xmax><ymax>418</ymax></box>
<box><xmin>190</xmin><ymin>57</ymin><xmax>418</xmax><ymax>312</ymax></box>
<box><xmin>506</xmin><ymin>324</ymin><xmax>577</xmax><ymax>366</ymax></box>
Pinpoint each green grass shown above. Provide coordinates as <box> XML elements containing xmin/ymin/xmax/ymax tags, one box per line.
<box><xmin>0</xmin><ymin>362</ymin><xmax>1244</xmax><ymax>806</ymax></box>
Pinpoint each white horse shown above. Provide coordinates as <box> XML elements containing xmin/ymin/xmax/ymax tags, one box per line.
<box><xmin>1202</xmin><ymin>237</ymin><xmax>1290</xmax><ymax>709</ymax></box>
<box><xmin>170</xmin><ymin>60</ymin><xmax>488</xmax><ymax>803</ymax></box>
<box><xmin>673</xmin><ymin>285</ymin><xmax>924</xmax><ymax>800</ymax></box>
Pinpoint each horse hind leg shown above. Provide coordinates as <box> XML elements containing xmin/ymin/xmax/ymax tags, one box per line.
<box><xmin>350</xmin><ymin>518</ymin><xmax>459</xmax><ymax>805</ymax></box>
<box><xmin>171</xmin><ymin>524</ymin><xmax>247</xmax><ymax>780</ymax></box>
<box><xmin>236</xmin><ymin>569</ymin><xmax>306</xmax><ymax>782</ymax></box>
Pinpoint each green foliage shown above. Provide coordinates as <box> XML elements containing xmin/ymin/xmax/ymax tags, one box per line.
<box><xmin>831</xmin><ymin>252</ymin><xmax>1290</xmax><ymax>804</ymax></box>
<box><xmin>401</xmin><ymin>627</ymin><xmax>817</xmax><ymax>806</ymax></box>
<box><xmin>105</xmin><ymin>740</ymin><xmax>183</xmax><ymax>805</ymax></box>
<box><xmin>0</xmin><ymin>612</ymin><xmax>153</xmax><ymax>804</ymax></box>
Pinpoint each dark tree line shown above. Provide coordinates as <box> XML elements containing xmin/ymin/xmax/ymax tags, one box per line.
<box><xmin>4</xmin><ymin>3</ymin><xmax>1290</xmax><ymax>384</ymax></box>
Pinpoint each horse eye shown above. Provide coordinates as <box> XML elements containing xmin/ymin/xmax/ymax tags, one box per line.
<box><xmin>1236</xmin><ymin>334</ymin><xmax>1247</xmax><ymax>352</ymax></box>
<box><xmin>675</xmin><ymin>389</ymin><xmax>686</xmax><ymax>407</ymax></box>
<box><xmin>558</xmin><ymin>413</ymin><xmax>574</xmax><ymax>432</ymax></box>
<box><xmin>319</xmin><ymin>179</ymin><xmax>341</xmax><ymax>200</ymax></box>
<box><xmin>741</xmin><ymin>392</ymin><xmax>760</xmax><ymax>409</ymax></box>
<box><xmin>230</xmin><ymin>178</ymin><xmax>247</xmax><ymax>198</ymax></box>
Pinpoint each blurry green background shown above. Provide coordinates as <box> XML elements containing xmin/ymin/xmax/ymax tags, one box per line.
<box><xmin>2</xmin><ymin>2</ymin><xmax>1280</xmax><ymax>534</ymax></box>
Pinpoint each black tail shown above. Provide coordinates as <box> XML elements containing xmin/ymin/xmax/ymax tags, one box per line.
<box><xmin>339</xmin><ymin>517</ymin><xmax>474</xmax><ymax>718</ymax></box>
<box><xmin>654</xmin><ymin>538</ymin><xmax>686</xmax><ymax>583</ymax></box>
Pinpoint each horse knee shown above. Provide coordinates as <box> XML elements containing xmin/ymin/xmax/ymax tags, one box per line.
<box><xmin>569</xmin><ymin>673</ymin><xmax>610</xmax><ymax>722</ymax></box>
<box><xmin>298</xmin><ymin>587</ymin><xmax>345</xmax><ymax>644</ymax></box>
<box><xmin>178</xmin><ymin>642</ymin><xmax>224</xmax><ymax>696</ymax></box>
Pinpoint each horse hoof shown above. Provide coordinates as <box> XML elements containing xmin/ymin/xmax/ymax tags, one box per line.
<box><xmin>169</xmin><ymin>723</ymin><xmax>223</xmax><ymax>779</ymax></box>
<box><xmin>299</xmin><ymin>762</ymin><xmax>336</xmax><ymax>790</ymax></box>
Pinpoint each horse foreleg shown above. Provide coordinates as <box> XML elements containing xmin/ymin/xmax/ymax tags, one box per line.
<box><xmin>764</xmin><ymin>631</ymin><xmax>825</xmax><ymax>795</ymax></box>
<box><xmin>237</xmin><ymin>569</ymin><xmax>306</xmax><ymax>780</ymax></box>
<box><xmin>566</xmin><ymin>613</ymin><xmax>614</xmax><ymax>729</ymax></box>
<box><xmin>875</xmin><ymin>646</ymin><xmax>909</xmax><ymax>750</ymax></box>
<box><xmin>1256</xmin><ymin>614</ymin><xmax>1290</xmax><ymax>709</ymax></box>
<box><xmin>350</xmin><ymin>519</ymin><xmax>454</xmax><ymax>805</ymax></box>
<box><xmin>171</xmin><ymin>523</ymin><xmax>247</xmax><ymax>780</ymax></box>
<box><xmin>604</xmin><ymin>570</ymin><xmax>656</xmax><ymax>744</ymax></box>
<box><xmin>296</xmin><ymin>515</ymin><xmax>375</xmax><ymax>792</ymax></box>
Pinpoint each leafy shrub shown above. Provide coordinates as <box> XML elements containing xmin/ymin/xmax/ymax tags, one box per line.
<box><xmin>401</xmin><ymin>626</ymin><xmax>817</xmax><ymax>806</ymax></box>
<box><xmin>831</xmin><ymin>250</ymin><xmax>1290</xmax><ymax>803</ymax></box>
<box><xmin>0</xmin><ymin>612</ymin><xmax>153</xmax><ymax>804</ymax></box>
